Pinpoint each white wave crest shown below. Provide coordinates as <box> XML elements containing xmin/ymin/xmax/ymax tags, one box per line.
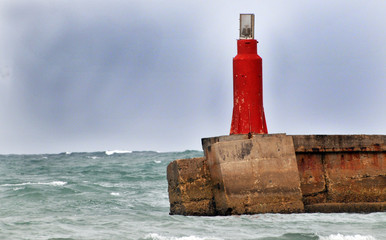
<box><xmin>105</xmin><ymin>150</ymin><xmax>132</xmax><ymax>155</ymax></box>
<box><xmin>319</xmin><ymin>234</ymin><xmax>376</xmax><ymax>240</ymax></box>
<box><xmin>1</xmin><ymin>181</ymin><xmax>67</xmax><ymax>187</ymax></box>
<box><xmin>145</xmin><ymin>233</ymin><xmax>221</xmax><ymax>240</ymax></box>
<box><xmin>43</xmin><ymin>181</ymin><xmax>67</xmax><ymax>186</ymax></box>
<box><xmin>110</xmin><ymin>192</ymin><xmax>120</xmax><ymax>196</ymax></box>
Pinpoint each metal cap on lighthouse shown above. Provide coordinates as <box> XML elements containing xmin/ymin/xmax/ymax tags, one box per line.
<box><xmin>230</xmin><ymin>14</ymin><xmax>268</xmax><ymax>135</ymax></box>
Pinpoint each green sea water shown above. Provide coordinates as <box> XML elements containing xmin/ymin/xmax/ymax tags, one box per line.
<box><xmin>0</xmin><ymin>151</ymin><xmax>385</xmax><ymax>240</ymax></box>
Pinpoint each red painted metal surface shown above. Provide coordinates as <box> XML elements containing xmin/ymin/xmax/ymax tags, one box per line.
<box><xmin>230</xmin><ymin>39</ymin><xmax>267</xmax><ymax>135</ymax></box>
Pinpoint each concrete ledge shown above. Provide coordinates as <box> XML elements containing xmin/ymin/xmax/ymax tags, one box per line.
<box><xmin>305</xmin><ymin>202</ymin><xmax>386</xmax><ymax>213</ymax></box>
<box><xmin>293</xmin><ymin>135</ymin><xmax>386</xmax><ymax>152</ymax></box>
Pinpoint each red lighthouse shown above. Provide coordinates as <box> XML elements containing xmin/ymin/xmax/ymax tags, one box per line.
<box><xmin>230</xmin><ymin>14</ymin><xmax>268</xmax><ymax>135</ymax></box>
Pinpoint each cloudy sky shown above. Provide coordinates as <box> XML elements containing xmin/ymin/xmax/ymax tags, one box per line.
<box><xmin>0</xmin><ymin>0</ymin><xmax>385</xmax><ymax>154</ymax></box>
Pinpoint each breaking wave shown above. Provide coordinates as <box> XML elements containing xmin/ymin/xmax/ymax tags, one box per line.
<box><xmin>318</xmin><ymin>234</ymin><xmax>376</xmax><ymax>240</ymax></box>
<box><xmin>145</xmin><ymin>233</ymin><xmax>221</xmax><ymax>240</ymax></box>
<box><xmin>105</xmin><ymin>150</ymin><xmax>132</xmax><ymax>155</ymax></box>
<box><xmin>1</xmin><ymin>181</ymin><xmax>67</xmax><ymax>187</ymax></box>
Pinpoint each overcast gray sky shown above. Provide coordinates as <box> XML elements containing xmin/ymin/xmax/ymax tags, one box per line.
<box><xmin>0</xmin><ymin>0</ymin><xmax>385</xmax><ymax>154</ymax></box>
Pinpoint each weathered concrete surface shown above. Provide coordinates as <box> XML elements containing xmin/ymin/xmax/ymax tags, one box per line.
<box><xmin>292</xmin><ymin>135</ymin><xmax>386</xmax><ymax>152</ymax></box>
<box><xmin>305</xmin><ymin>202</ymin><xmax>386</xmax><ymax>213</ymax></box>
<box><xmin>167</xmin><ymin>134</ymin><xmax>386</xmax><ymax>215</ymax></box>
<box><xmin>167</xmin><ymin>157</ymin><xmax>215</xmax><ymax>215</ymax></box>
<box><xmin>202</xmin><ymin>134</ymin><xmax>250</xmax><ymax>157</ymax></box>
<box><xmin>205</xmin><ymin>134</ymin><xmax>304</xmax><ymax>215</ymax></box>
<box><xmin>293</xmin><ymin>135</ymin><xmax>385</xmax><ymax>210</ymax></box>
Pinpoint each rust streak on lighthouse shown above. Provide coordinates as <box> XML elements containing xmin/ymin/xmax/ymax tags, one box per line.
<box><xmin>230</xmin><ymin>14</ymin><xmax>268</xmax><ymax>135</ymax></box>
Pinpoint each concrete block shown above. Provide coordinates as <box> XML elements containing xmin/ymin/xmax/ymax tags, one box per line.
<box><xmin>170</xmin><ymin>199</ymin><xmax>215</xmax><ymax>216</ymax></box>
<box><xmin>167</xmin><ymin>157</ymin><xmax>215</xmax><ymax>215</ymax></box>
<box><xmin>206</xmin><ymin>134</ymin><xmax>304</xmax><ymax>215</ymax></box>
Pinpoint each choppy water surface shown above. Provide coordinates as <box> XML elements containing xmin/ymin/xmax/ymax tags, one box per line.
<box><xmin>0</xmin><ymin>151</ymin><xmax>384</xmax><ymax>240</ymax></box>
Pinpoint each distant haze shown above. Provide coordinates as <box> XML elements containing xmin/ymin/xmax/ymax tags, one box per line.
<box><xmin>0</xmin><ymin>0</ymin><xmax>385</xmax><ymax>154</ymax></box>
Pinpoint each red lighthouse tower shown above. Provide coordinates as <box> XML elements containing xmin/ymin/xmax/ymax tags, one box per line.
<box><xmin>230</xmin><ymin>14</ymin><xmax>268</xmax><ymax>135</ymax></box>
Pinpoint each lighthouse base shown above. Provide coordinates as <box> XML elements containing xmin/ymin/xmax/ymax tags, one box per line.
<box><xmin>167</xmin><ymin>134</ymin><xmax>386</xmax><ymax>215</ymax></box>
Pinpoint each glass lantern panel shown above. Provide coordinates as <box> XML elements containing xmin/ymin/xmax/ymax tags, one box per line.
<box><xmin>240</xmin><ymin>14</ymin><xmax>254</xmax><ymax>39</ymax></box>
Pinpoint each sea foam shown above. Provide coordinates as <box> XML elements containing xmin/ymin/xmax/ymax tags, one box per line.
<box><xmin>105</xmin><ymin>150</ymin><xmax>132</xmax><ymax>155</ymax></box>
<box><xmin>145</xmin><ymin>233</ymin><xmax>221</xmax><ymax>240</ymax></box>
<box><xmin>319</xmin><ymin>234</ymin><xmax>376</xmax><ymax>240</ymax></box>
<box><xmin>1</xmin><ymin>181</ymin><xmax>67</xmax><ymax>187</ymax></box>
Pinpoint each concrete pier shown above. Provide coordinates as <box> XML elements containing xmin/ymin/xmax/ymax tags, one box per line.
<box><xmin>167</xmin><ymin>134</ymin><xmax>385</xmax><ymax>215</ymax></box>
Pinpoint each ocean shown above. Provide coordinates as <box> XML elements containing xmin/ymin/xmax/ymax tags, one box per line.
<box><xmin>0</xmin><ymin>150</ymin><xmax>384</xmax><ymax>240</ymax></box>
